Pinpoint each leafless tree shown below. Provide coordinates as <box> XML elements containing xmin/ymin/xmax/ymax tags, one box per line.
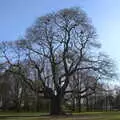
<box><xmin>0</xmin><ymin>7</ymin><xmax>116</xmax><ymax>115</ymax></box>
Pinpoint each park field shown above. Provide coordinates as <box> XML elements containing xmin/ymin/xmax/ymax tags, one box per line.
<box><xmin>0</xmin><ymin>112</ymin><xmax>120</xmax><ymax>120</ymax></box>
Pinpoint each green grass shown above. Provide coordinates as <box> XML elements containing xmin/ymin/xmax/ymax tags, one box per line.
<box><xmin>0</xmin><ymin>111</ymin><xmax>120</xmax><ymax>120</ymax></box>
<box><xmin>0</xmin><ymin>112</ymin><xmax>48</xmax><ymax>116</ymax></box>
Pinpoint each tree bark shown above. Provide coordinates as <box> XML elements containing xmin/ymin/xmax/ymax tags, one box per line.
<box><xmin>86</xmin><ymin>96</ymin><xmax>89</xmax><ymax>112</ymax></box>
<box><xmin>50</xmin><ymin>95</ymin><xmax>63</xmax><ymax>115</ymax></box>
<box><xmin>72</xmin><ymin>98</ymin><xmax>75</xmax><ymax>112</ymax></box>
<box><xmin>78</xmin><ymin>97</ymin><xmax>81</xmax><ymax>112</ymax></box>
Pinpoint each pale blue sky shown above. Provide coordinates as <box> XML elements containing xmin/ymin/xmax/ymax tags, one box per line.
<box><xmin>0</xmin><ymin>0</ymin><xmax>120</xmax><ymax>72</ymax></box>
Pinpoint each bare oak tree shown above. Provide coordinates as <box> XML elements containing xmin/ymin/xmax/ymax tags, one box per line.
<box><xmin>0</xmin><ymin>7</ymin><xmax>116</xmax><ymax>115</ymax></box>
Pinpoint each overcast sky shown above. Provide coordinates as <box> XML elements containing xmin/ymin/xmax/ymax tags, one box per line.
<box><xmin>0</xmin><ymin>0</ymin><xmax>120</xmax><ymax>73</ymax></box>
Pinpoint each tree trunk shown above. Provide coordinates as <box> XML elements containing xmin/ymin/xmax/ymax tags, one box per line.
<box><xmin>86</xmin><ymin>97</ymin><xmax>89</xmax><ymax>112</ymax></box>
<box><xmin>16</xmin><ymin>100</ymin><xmax>20</xmax><ymax>112</ymax></box>
<box><xmin>94</xmin><ymin>93</ymin><xmax>97</xmax><ymax>111</ymax></box>
<box><xmin>78</xmin><ymin>97</ymin><xmax>81</xmax><ymax>112</ymax></box>
<box><xmin>36</xmin><ymin>94</ymin><xmax>40</xmax><ymax>112</ymax></box>
<box><xmin>72</xmin><ymin>98</ymin><xmax>75</xmax><ymax>112</ymax></box>
<box><xmin>50</xmin><ymin>95</ymin><xmax>63</xmax><ymax>115</ymax></box>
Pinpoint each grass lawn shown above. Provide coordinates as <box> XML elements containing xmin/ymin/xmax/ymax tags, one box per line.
<box><xmin>0</xmin><ymin>112</ymin><xmax>120</xmax><ymax>120</ymax></box>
